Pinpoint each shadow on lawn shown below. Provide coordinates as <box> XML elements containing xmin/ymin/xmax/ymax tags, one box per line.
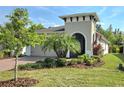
<box><xmin>113</xmin><ymin>53</ymin><xmax>124</xmax><ymax>63</ymax></box>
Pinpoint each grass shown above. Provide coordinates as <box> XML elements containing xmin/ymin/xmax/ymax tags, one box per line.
<box><xmin>1</xmin><ymin>53</ymin><xmax>124</xmax><ymax>86</ymax></box>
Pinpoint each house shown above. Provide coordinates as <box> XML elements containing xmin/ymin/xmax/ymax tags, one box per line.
<box><xmin>24</xmin><ymin>12</ymin><xmax>109</xmax><ymax>57</ymax></box>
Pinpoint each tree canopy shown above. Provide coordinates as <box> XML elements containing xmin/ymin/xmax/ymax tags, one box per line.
<box><xmin>96</xmin><ymin>24</ymin><xmax>124</xmax><ymax>45</ymax></box>
<box><xmin>0</xmin><ymin>8</ymin><xmax>45</xmax><ymax>80</ymax></box>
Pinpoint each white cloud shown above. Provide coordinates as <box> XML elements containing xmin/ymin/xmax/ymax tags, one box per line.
<box><xmin>37</xmin><ymin>17</ymin><xmax>57</xmax><ymax>27</ymax></box>
<box><xmin>108</xmin><ymin>13</ymin><xmax>118</xmax><ymax>18</ymax></box>
<box><xmin>98</xmin><ymin>7</ymin><xmax>107</xmax><ymax>15</ymax></box>
<box><xmin>96</xmin><ymin>22</ymin><xmax>105</xmax><ymax>26</ymax></box>
<box><xmin>108</xmin><ymin>8</ymin><xmax>124</xmax><ymax>19</ymax></box>
<box><xmin>36</xmin><ymin>6</ymin><xmax>58</xmax><ymax>15</ymax></box>
<box><xmin>53</xmin><ymin>24</ymin><xmax>61</xmax><ymax>27</ymax></box>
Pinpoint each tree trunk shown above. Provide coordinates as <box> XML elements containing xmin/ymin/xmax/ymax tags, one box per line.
<box><xmin>14</xmin><ymin>54</ymin><xmax>18</xmax><ymax>81</ymax></box>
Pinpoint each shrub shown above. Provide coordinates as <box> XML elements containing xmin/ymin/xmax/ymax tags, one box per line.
<box><xmin>109</xmin><ymin>46</ymin><xmax>112</xmax><ymax>53</ymax></box>
<box><xmin>36</xmin><ymin>58</ymin><xmax>65</xmax><ymax>68</ymax></box>
<box><xmin>119</xmin><ymin>45</ymin><xmax>123</xmax><ymax>53</ymax></box>
<box><xmin>93</xmin><ymin>44</ymin><xmax>104</xmax><ymax>56</ymax></box>
<box><xmin>3</xmin><ymin>51</ymin><xmax>11</xmax><ymax>57</ymax></box>
<box><xmin>59</xmin><ymin>58</ymin><xmax>71</xmax><ymax>66</ymax></box>
<box><xmin>61</xmin><ymin>54</ymin><xmax>103</xmax><ymax>66</ymax></box>
<box><xmin>83</xmin><ymin>55</ymin><xmax>103</xmax><ymax>66</ymax></box>
<box><xmin>112</xmin><ymin>45</ymin><xmax>120</xmax><ymax>53</ymax></box>
<box><xmin>19</xmin><ymin>57</ymin><xmax>66</xmax><ymax>70</ymax></box>
<box><xmin>18</xmin><ymin>63</ymin><xmax>43</xmax><ymax>70</ymax></box>
<box><xmin>78</xmin><ymin>54</ymin><xmax>97</xmax><ymax>66</ymax></box>
<box><xmin>92</xmin><ymin>55</ymin><xmax>102</xmax><ymax>62</ymax></box>
<box><xmin>116</xmin><ymin>47</ymin><xmax>120</xmax><ymax>53</ymax></box>
<box><xmin>31</xmin><ymin>63</ymin><xmax>42</xmax><ymax>69</ymax></box>
<box><xmin>71</xmin><ymin>58</ymin><xmax>84</xmax><ymax>64</ymax></box>
<box><xmin>92</xmin><ymin>55</ymin><xmax>99</xmax><ymax>59</ymax></box>
<box><xmin>59</xmin><ymin>57</ymin><xmax>84</xmax><ymax>66</ymax></box>
<box><xmin>85</xmin><ymin>58</ymin><xmax>95</xmax><ymax>66</ymax></box>
<box><xmin>0</xmin><ymin>51</ymin><xmax>4</xmax><ymax>59</ymax></box>
<box><xmin>44</xmin><ymin>58</ymin><xmax>57</xmax><ymax>68</ymax></box>
<box><xmin>36</xmin><ymin>60</ymin><xmax>50</xmax><ymax>68</ymax></box>
<box><xmin>56</xmin><ymin>59</ymin><xmax>65</xmax><ymax>67</ymax></box>
<box><xmin>18</xmin><ymin>63</ymin><xmax>33</xmax><ymax>70</ymax></box>
<box><xmin>78</xmin><ymin>54</ymin><xmax>89</xmax><ymax>62</ymax></box>
<box><xmin>60</xmin><ymin>55</ymin><xmax>103</xmax><ymax>66</ymax></box>
<box><xmin>86</xmin><ymin>57</ymin><xmax>100</xmax><ymax>66</ymax></box>
<box><xmin>118</xmin><ymin>64</ymin><xmax>124</xmax><ymax>71</ymax></box>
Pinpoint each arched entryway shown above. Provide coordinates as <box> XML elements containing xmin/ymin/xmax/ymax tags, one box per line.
<box><xmin>70</xmin><ymin>33</ymin><xmax>85</xmax><ymax>58</ymax></box>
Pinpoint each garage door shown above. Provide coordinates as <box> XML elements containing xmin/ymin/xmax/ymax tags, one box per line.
<box><xmin>31</xmin><ymin>45</ymin><xmax>57</xmax><ymax>57</ymax></box>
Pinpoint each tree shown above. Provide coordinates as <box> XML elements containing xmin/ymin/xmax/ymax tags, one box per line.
<box><xmin>42</xmin><ymin>33</ymin><xmax>80</xmax><ymax>58</ymax></box>
<box><xmin>108</xmin><ymin>24</ymin><xmax>113</xmax><ymax>32</ymax></box>
<box><xmin>96</xmin><ymin>24</ymin><xmax>107</xmax><ymax>37</ymax></box>
<box><xmin>97</xmin><ymin>24</ymin><xmax>116</xmax><ymax>45</ymax></box>
<box><xmin>0</xmin><ymin>8</ymin><xmax>45</xmax><ymax>81</ymax></box>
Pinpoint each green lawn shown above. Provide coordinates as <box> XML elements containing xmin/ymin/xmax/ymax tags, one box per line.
<box><xmin>1</xmin><ymin>53</ymin><xmax>124</xmax><ymax>87</ymax></box>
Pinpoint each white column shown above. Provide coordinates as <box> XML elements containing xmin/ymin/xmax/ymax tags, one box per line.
<box><xmin>66</xmin><ymin>50</ymin><xmax>70</xmax><ymax>58</ymax></box>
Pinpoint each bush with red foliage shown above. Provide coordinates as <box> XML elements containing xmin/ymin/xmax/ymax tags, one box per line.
<box><xmin>93</xmin><ymin>43</ymin><xmax>104</xmax><ymax>55</ymax></box>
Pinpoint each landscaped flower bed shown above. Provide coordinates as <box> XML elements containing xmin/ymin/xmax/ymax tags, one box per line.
<box><xmin>0</xmin><ymin>78</ymin><xmax>39</xmax><ymax>87</ymax></box>
<box><xmin>66</xmin><ymin>55</ymin><xmax>104</xmax><ymax>68</ymax></box>
<box><xmin>70</xmin><ymin>61</ymin><xmax>104</xmax><ymax>68</ymax></box>
<box><xmin>59</xmin><ymin>54</ymin><xmax>104</xmax><ymax>68</ymax></box>
<box><xmin>18</xmin><ymin>54</ymin><xmax>104</xmax><ymax>70</ymax></box>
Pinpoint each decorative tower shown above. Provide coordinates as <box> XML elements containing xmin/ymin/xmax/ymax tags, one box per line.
<box><xmin>60</xmin><ymin>12</ymin><xmax>100</xmax><ymax>57</ymax></box>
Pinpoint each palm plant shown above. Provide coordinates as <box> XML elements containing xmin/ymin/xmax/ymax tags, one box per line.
<box><xmin>42</xmin><ymin>33</ymin><xmax>80</xmax><ymax>58</ymax></box>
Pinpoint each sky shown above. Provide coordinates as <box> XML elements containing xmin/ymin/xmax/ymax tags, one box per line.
<box><xmin>0</xmin><ymin>6</ymin><xmax>124</xmax><ymax>31</ymax></box>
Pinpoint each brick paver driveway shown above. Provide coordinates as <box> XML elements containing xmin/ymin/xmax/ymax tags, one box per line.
<box><xmin>0</xmin><ymin>56</ymin><xmax>44</xmax><ymax>71</ymax></box>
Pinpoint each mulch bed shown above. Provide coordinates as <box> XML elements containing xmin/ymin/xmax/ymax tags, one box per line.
<box><xmin>93</xmin><ymin>61</ymin><xmax>105</xmax><ymax>67</ymax></box>
<box><xmin>0</xmin><ymin>78</ymin><xmax>39</xmax><ymax>87</ymax></box>
<box><xmin>70</xmin><ymin>62</ymin><xmax>105</xmax><ymax>68</ymax></box>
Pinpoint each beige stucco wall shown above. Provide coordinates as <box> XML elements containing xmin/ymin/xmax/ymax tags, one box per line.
<box><xmin>65</xmin><ymin>21</ymin><xmax>95</xmax><ymax>56</ymax></box>
<box><xmin>98</xmin><ymin>40</ymin><xmax>109</xmax><ymax>55</ymax></box>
